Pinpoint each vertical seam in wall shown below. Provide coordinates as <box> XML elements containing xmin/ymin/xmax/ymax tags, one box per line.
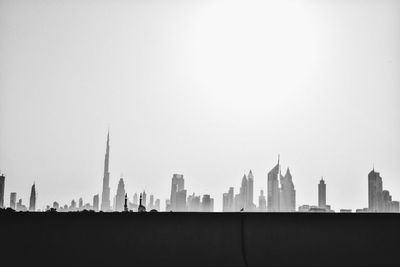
<box><xmin>240</xmin><ymin>214</ymin><xmax>249</xmax><ymax>267</ymax></box>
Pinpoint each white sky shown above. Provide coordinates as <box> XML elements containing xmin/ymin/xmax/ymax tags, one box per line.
<box><xmin>0</xmin><ymin>0</ymin><xmax>399</xmax><ymax>211</ymax></box>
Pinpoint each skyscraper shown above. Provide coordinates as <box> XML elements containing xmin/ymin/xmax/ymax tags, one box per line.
<box><xmin>10</xmin><ymin>192</ymin><xmax>16</xmax><ymax>210</ymax></box>
<box><xmin>201</xmin><ymin>194</ymin><xmax>214</xmax><ymax>212</ymax></box>
<box><xmin>115</xmin><ymin>178</ymin><xmax>126</xmax><ymax>211</ymax></box>
<box><xmin>29</xmin><ymin>183</ymin><xmax>36</xmax><ymax>211</ymax></box>
<box><xmin>187</xmin><ymin>193</ymin><xmax>201</xmax><ymax>211</ymax></box>
<box><xmin>154</xmin><ymin>199</ymin><xmax>160</xmax><ymax>211</ymax></box>
<box><xmin>279</xmin><ymin>168</ymin><xmax>296</xmax><ymax>212</ymax></box>
<box><xmin>148</xmin><ymin>194</ymin><xmax>154</xmax><ymax>210</ymax></box>
<box><xmin>318</xmin><ymin>177</ymin><xmax>326</xmax><ymax>208</ymax></box>
<box><xmin>101</xmin><ymin>130</ymin><xmax>111</xmax><ymax>211</ymax></box>
<box><xmin>258</xmin><ymin>190</ymin><xmax>266</xmax><ymax>212</ymax></box>
<box><xmin>79</xmin><ymin>197</ymin><xmax>83</xmax><ymax>210</ymax></box>
<box><xmin>267</xmin><ymin>157</ymin><xmax>280</xmax><ymax>212</ymax></box>
<box><xmin>246</xmin><ymin>170</ymin><xmax>254</xmax><ymax>211</ymax></box>
<box><xmin>368</xmin><ymin>169</ymin><xmax>383</xmax><ymax>212</ymax></box>
<box><xmin>0</xmin><ymin>174</ymin><xmax>5</xmax><ymax>208</ymax></box>
<box><xmin>169</xmin><ymin>174</ymin><xmax>185</xmax><ymax>211</ymax></box>
<box><xmin>93</xmin><ymin>194</ymin><xmax>99</xmax><ymax>212</ymax></box>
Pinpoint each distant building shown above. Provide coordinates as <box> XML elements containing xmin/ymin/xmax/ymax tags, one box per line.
<box><xmin>280</xmin><ymin>168</ymin><xmax>296</xmax><ymax>212</ymax></box>
<box><xmin>115</xmin><ymin>178</ymin><xmax>126</xmax><ymax>211</ymax></box>
<box><xmin>93</xmin><ymin>194</ymin><xmax>99</xmax><ymax>212</ymax></box>
<box><xmin>222</xmin><ymin>187</ymin><xmax>234</xmax><ymax>212</ymax></box>
<box><xmin>340</xmin><ymin>209</ymin><xmax>352</xmax><ymax>213</ymax></box>
<box><xmin>175</xmin><ymin>190</ymin><xmax>187</xmax><ymax>211</ymax></box>
<box><xmin>29</xmin><ymin>183</ymin><xmax>36</xmax><ymax>211</ymax></box>
<box><xmin>154</xmin><ymin>199</ymin><xmax>160</xmax><ymax>211</ymax></box>
<box><xmin>368</xmin><ymin>168</ymin><xmax>398</xmax><ymax>212</ymax></box>
<box><xmin>187</xmin><ymin>193</ymin><xmax>201</xmax><ymax>212</ymax></box>
<box><xmin>169</xmin><ymin>174</ymin><xmax>186</xmax><ymax>211</ymax></box>
<box><xmin>246</xmin><ymin>171</ymin><xmax>254</xmax><ymax>210</ymax></box>
<box><xmin>79</xmin><ymin>198</ymin><xmax>83</xmax><ymax>210</ymax></box>
<box><xmin>16</xmin><ymin>199</ymin><xmax>27</xmax><ymax>211</ymax></box>
<box><xmin>201</xmin><ymin>195</ymin><xmax>214</xmax><ymax>212</ymax></box>
<box><xmin>101</xmin><ymin>130</ymin><xmax>111</xmax><ymax>211</ymax></box>
<box><xmin>53</xmin><ymin>201</ymin><xmax>59</xmax><ymax>210</ymax></box>
<box><xmin>258</xmin><ymin>190</ymin><xmax>266</xmax><ymax>212</ymax></box>
<box><xmin>138</xmin><ymin>193</ymin><xmax>146</xmax><ymax>212</ymax></box>
<box><xmin>318</xmin><ymin>178</ymin><xmax>326</xmax><ymax>209</ymax></box>
<box><xmin>70</xmin><ymin>199</ymin><xmax>76</xmax><ymax>210</ymax></box>
<box><xmin>267</xmin><ymin>158</ymin><xmax>280</xmax><ymax>212</ymax></box>
<box><xmin>142</xmin><ymin>191</ymin><xmax>147</xmax><ymax>208</ymax></box>
<box><xmin>0</xmin><ymin>174</ymin><xmax>5</xmax><ymax>208</ymax></box>
<box><xmin>148</xmin><ymin>194</ymin><xmax>154</xmax><ymax>210</ymax></box>
<box><xmin>368</xmin><ymin>169</ymin><xmax>383</xmax><ymax>212</ymax></box>
<box><xmin>10</xmin><ymin>192</ymin><xmax>17</xmax><ymax>210</ymax></box>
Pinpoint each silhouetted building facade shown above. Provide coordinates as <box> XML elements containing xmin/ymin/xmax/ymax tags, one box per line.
<box><xmin>318</xmin><ymin>178</ymin><xmax>326</xmax><ymax>208</ymax></box>
<box><xmin>169</xmin><ymin>174</ymin><xmax>186</xmax><ymax>211</ymax></box>
<box><xmin>115</xmin><ymin>178</ymin><xmax>126</xmax><ymax>211</ymax></box>
<box><xmin>258</xmin><ymin>190</ymin><xmax>266</xmax><ymax>212</ymax></box>
<box><xmin>10</xmin><ymin>192</ymin><xmax>16</xmax><ymax>210</ymax></box>
<box><xmin>101</xmin><ymin>130</ymin><xmax>111</xmax><ymax>211</ymax></box>
<box><xmin>29</xmin><ymin>183</ymin><xmax>36</xmax><ymax>211</ymax></box>
<box><xmin>187</xmin><ymin>193</ymin><xmax>201</xmax><ymax>211</ymax></box>
<box><xmin>0</xmin><ymin>174</ymin><xmax>5</xmax><ymax>208</ymax></box>
<box><xmin>279</xmin><ymin>168</ymin><xmax>296</xmax><ymax>212</ymax></box>
<box><xmin>201</xmin><ymin>194</ymin><xmax>214</xmax><ymax>212</ymax></box>
<box><xmin>267</xmin><ymin>158</ymin><xmax>280</xmax><ymax>212</ymax></box>
<box><xmin>93</xmin><ymin>194</ymin><xmax>99</xmax><ymax>212</ymax></box>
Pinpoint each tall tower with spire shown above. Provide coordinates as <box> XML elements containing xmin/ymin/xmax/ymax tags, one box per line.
<box><xmin>101</xmin><ymin>130</ymin><xmax>111</xmax><ymax>211</ymax></box>
<box><xmin>267</xmin><ymin>156</ymin><xmax>280</xmax><ymax>212</ymax></box>
<box><xmin>29</xmin><ymin>183</ymin><xmax>36</xmax><ymax>212</ymax></box>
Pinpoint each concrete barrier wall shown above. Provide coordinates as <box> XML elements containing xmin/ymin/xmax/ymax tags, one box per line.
<box><xmin>0</xmin><ymin>212</ymin><xmax>399</xmax><ymax>266</ymax></box>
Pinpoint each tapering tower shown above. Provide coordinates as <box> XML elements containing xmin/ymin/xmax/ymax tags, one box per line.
<box><xmin>267</xmin><ymin>156</ymin><xmax>280</xmax><ymax>212</ymax></box>
<box><xmin>29</xmin><ymin>183</ymin><xmax>36</xmax><ymax>211</ymax></box>
<box><xmin>101</xmin><ymin>130</ymin><xmax>111</xmax><ymax>211</ymax></box>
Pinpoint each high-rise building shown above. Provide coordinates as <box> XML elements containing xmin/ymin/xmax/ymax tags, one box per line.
<box><xmin>258</xmin><ymin>190</ymin><xmax>266</xmax><ymax>212</ymax></box>
<box><xmin>93</xmin><ymin>194</ymin><xmax>99</xmax><ymax>212</ymax></box>
<box><xmin>279</xmin><ymin>168</ymin><xmax>296</xmax><ymax>212</ymax></box>
<box><xmin>267</xmin><ymin>157</ymin><xmax>280</xmax><ymax>212</ymax></box>
<box><xmin>247</xmin><ymin>170</ymin><xmax>254</xmax><ymax>211</ymax></box>
<box><xmin>368</xmin><ymin>169</ymin><xmax>383</xmax><ymax>212</ymax></box>
<box><xmin>148</xmin><ymin>194</ymin><xmax>154</xmax><ymax>210</ymax></box>
<box><xmin>222</xmin><ymin>187</ymin><xmax>235</xmax><ymax>212</ymax></box>
<box><xmin>239</xmin><ymin>174</ymin><xmax>248</xmax><ymax>210</ymax></box>
<box><xmin>318</xmin><ymin>178</ymin><xmax>326</xmax><ymax>208</ymax></box>
<box><xmin>79</xmin><ymin>197</ymin><xmax>83</xmax><ymax>210</ymax></box>
<box><xmin>115</xmin><ymin>178</ymin><xmax>126</xmax><ymax>211</ymax></box>
<box><xmin>10</xmin><ymin>192</ymin><xmax>17</xmax><ymax>210</ymax></box>
<box><xmin>29</xmin><ymin>183</ymin><xmax>36</xmax><ymax>211</ymax></box>
<box><xmin>0</xmin><ymin>174</ymin><xmax>5</xmax><ymax>208</ymax></box>
<box><xmin>53</xmin><ymin>201</ymin><xmax>59</xmax><ymax>210</ymax></box>
<box><xmin>70</xmin><ymin>199</ymin><xmax>76</xmax><ymax>210</ymax></box>
<box><xmin>187</xmin><ymin>193</ymin><xmax>201</xmax><ymax>211</ymax></box>
<box><xmin>175</xmin><ymin>190</ymin><xmax>187</xmax><ymax>211</ymax></box>
<box><xmin>101</xmin><ymin>130</ymin><xmax>111</xmax><ymax>211</ymax></box>
<box><xmin>154</xmin><ymin>199</ymin><xmax>160</xmax><ymax>211</ymax></box>
<box><xmin>169</xmin><ymin>174</ymin><xmax>185</xmax><ymax>211</ymax></box>
<box><xmin>201</xmin><ymin>194</ymin><xmax>214</xmax><ymax>212</ymax></box>
<box><xmin>142</xmin><ymin>191</ymin><xmax>147</xmax><ymax>208</ymax></box>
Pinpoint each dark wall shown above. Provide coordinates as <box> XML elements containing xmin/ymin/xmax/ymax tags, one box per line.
<box><xmin>0</xmin><ymin>212</ymin><xmax>398</xmax><ymax>267</ymax></box>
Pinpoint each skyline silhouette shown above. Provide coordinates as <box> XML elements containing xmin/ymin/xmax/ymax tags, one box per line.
<box><xmin>0</xmin><ymin>131</ymin><xmax>398</xmax><ymax>213</ymax></box>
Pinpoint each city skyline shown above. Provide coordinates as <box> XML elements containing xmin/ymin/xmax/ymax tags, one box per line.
<box><xmin>1</xmin><ymin>0</ymin><xmax>399</xmax><ymax>212</ymax></box>
<box><xmin>0</xmin><ymin>131</ymin><xmax>398</xmax><ymax>213</ymax></box>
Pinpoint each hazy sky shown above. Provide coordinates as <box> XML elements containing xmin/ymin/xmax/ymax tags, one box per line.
<box><xmin>0</xmin><ymin>0</ymin><xmax>399</xmax><ymax>211</ymax></box>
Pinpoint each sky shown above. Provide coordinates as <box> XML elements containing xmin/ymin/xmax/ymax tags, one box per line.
<box><xmin>0</xmin><ymin>0</ymin><xmax>399</xmax><ymax>211</ymax></box>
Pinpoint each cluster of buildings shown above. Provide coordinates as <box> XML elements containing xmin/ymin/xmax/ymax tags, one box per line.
<box><xmin>0</xmin><ymin>131</ymin><xmax>399</xmax><ymax>213</ymax></box>
<box><xmin>165</xmin><ymin>174</ymin><xmax>214</xmax><ymax>212</ymax></box>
